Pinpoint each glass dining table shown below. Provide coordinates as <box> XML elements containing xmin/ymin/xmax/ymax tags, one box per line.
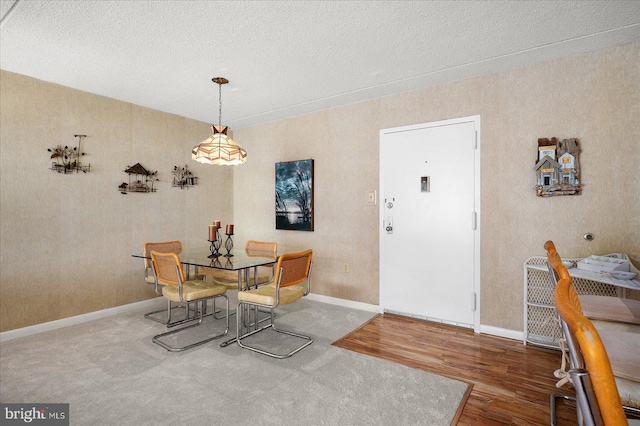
<box><xmin>132</xmin><ymin>247</ymin><xmax>278</xmax><ymax>347</ymax></box>
<box><xmin>132</xmin><ymin>247</ymin><xmax>278</xmax><ymax>291</ymax></box>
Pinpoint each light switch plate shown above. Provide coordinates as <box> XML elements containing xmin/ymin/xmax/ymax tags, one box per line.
<box><xmin>366</xmin><ymin>190</ymin><xmax>376</xmax><ymax>205</ymax></box>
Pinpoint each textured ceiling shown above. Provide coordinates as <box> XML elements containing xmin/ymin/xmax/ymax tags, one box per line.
<box><xmin>1</xmin><ymin>1</ymin><xmax>639</xmax><ymax>129</ymax></box>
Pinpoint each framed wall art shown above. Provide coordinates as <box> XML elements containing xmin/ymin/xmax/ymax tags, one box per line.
<box><xmin>275</xmin><ymin>159</ymin><xmax>314</xmax><ymax>231</ymax></box>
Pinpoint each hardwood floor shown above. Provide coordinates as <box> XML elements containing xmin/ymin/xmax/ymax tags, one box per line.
<box><xmin>333</xmin><ymin>313</ymin><xmax>577</xmax><ymax>425</ymax></box>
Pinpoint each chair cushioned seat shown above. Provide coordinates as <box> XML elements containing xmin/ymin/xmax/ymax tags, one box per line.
<box><xmin>162</xmin><ymin>280</ymin><xmax>226</xmax><ymax>302</ymax></box>
<box><xmin>616</xmin><ymin>376</ymin><xmax>640</xmax><ymax>409</ymax></box>
<box><xmin>593</xmin><ymin>319</ymin><xmax>640</xmax><ymax>334</ymax></box>
<box><xmin>576</xmin><ymin>321</ymin><xmax>640</xmax><ymax>408</ymax></box>
<box><xmin>237</xmin><ymin>283</ymin><xmax>305</xmax><ymax>306</ymax></box>
<box><xmin>598</xmin><ymin>329</ymin><xmax>640</xmax><ymax>383</ymax></box>
<box><xmin>211</xmin><ymin>279</ymin><xmax>242</xmax><ymax>290</ymax></box>
<box><xmin>200</xmin><ymin>267</ymin><xmax>238</xmax><ymax>282</ymax></box>
<box><xmin>579</xmin><ymin>295</ymin><xmax>640</xmax><ymax>325</ymax></box>
<box><xmin>203</xmin><ymin>268</ymin><xmax>272</xmax><ymax>289</ymax></box>
<box><xmin>252</xmin><ymin>273</ymin><xmax>273</xmax><ymax>284</ymax></box>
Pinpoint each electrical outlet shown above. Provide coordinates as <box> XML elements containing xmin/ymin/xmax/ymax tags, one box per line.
<box><xmin>343</xmin><ymin>263</ymin><xmax>350</xmax><ymax>273</ymax></box>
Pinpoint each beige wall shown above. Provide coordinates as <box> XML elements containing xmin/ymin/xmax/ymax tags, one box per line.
<box><xmin>233</xmin><ymin>43</ymin><xmax>640</xmax><ymax>330</ymax></box>
<box><xmin>0</xmin><ymin>71</ymin><xmax>233</xmax><ymax>332</ymax></box>
<box><xmin>1</xmin><ymin>43</ymin><xmax>638</xmax><ymax>333</ymax></box>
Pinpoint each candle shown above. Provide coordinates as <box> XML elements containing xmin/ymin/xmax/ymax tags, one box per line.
<box><xmin>226</xmin><ymin>224</ymin><xmax>234</xmax><ymax>235</ymax></box>
<box><xmin>208</xmin><ymin>225</ymin><xmax>217</xmax><ymax>241</ymax></box>
<box><xmin>214</xmin><ymin>220</ymin><xmax>221</xmax><ymax>227</ymax></box>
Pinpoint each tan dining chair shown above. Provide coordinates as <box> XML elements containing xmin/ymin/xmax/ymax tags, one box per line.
<box><xmin>245</xmin><ymin>239</ymin><xmax>278</xmax><ymax>285</ymax></box>
<box><xmin>143</xmin><ymin>240</ymin><xmax>197</xmax><ymax>326</ymax></box>
<box><xmin>546</xmin><ymin>243</ymin><xmax>640</xmax><ymax>424</ymax></box>
<box><xmin>200</xmin><ymin>240</ymin><xmax>277</xmax><ymax>291</ymax></box>
<box><xmin>554</xmin><ymin>275</ymin><xmax>640</xmax><ymax>425</ymax></box>
<box><xmin>236</xmin><ymin>249</ymin><xmax>313</xmax><ymax>358</ymax></box>
<box><xmin>150</xmin><ymin>251</ymin><xmax>229</xmax><ymax>352</ymax></box>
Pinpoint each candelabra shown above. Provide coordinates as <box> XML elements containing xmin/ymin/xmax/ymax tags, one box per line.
<box><xmin>208</xmin><ymin>224</ymin><xmax>222</xmax><ymax>258</ymax></box>
<box><xmin>208</xmin><ymin>239</ymin><xmax>220</xmax><ymax>258</ymax></box>
<box><xmin>224</xmin><ymin>224</ymin><xmax>234</xmax><ymax>257</ymax></box>
<box><xmin>224</xmin><ymin>234</ymin><xmax>234</xmax><ymax>257</ymax></box>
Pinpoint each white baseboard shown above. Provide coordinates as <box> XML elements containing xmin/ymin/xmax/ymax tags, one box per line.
<box><xmin>307</xmin><ymin>294</ymin><xmax>523</xmax><ymax>342</ymax></box>
<box><xmin>1</xmin><ymin>294</ymin><xmax>522</xmax><ymax>344</ymax></box>
<box><xmin>0</xmin><ymin>297</ymin><xmax>164</xmax><ymax>342</ymax></box>
<box><xmin>306</xmin><ymin>293</ymin><xmax>382</xmax><ymax>313</ymax></box>
<box><xmin>479</xmin><ymin>324</ymin><xmax>524</xmax><ymax>341</ymax></box>
<box><xmin>1</xmin><ymin>295</ymin><xmax>379</xmax><ymax>342</ymax></box>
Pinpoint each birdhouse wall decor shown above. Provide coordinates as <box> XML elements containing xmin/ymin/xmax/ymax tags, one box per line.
<box><xmin>119</xmin><ymin>163</ymin><xmax>158</xmax><ymax>194</ymax></box>
<box><xmin>534</xmin><ymin>137</ymin><xmax>582</xmax><ymax>197</ymax></box>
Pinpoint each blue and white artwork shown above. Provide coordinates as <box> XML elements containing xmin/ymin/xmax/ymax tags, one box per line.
<box><xmin>276</xmin><ymin>159</ymin><xmax>314</xmax><ymax>231</ymax></box>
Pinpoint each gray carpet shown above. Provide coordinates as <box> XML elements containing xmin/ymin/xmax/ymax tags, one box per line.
<box><xmin>0</xmin><ymin>297</ymin><xmax>469</xmax><ymax>425</ymax></box>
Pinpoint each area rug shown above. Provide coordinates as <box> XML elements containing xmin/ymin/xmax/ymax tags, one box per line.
<box><xmin>0</xmin><ymin>298</ymin><xmax>469</xmax><ymax>425</ymax></box>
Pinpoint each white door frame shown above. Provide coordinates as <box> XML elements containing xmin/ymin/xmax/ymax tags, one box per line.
<box><xmin>379</xmin><ymin>115</ymin><xmax>481</xmax><ymax>333</ymax></box>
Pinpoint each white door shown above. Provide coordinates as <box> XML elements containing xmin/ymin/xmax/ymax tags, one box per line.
<box><xmin>380</xmin><ymin>116</ymin><xmax>480</xmax><ymax>330</ymax></box>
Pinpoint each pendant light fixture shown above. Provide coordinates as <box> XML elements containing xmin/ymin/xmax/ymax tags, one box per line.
<box><xmin>192</xmin><ymin>77</ymin><xmax>247</xmax><ymax>166</ymax></box>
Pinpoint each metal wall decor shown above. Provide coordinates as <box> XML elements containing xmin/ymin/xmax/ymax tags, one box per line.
<box><xmin>534</xmin><ymin>137</ymin><xmax>582</xmax><ymax>197</ymax></box>
<box><xmin>47</xmin><ymin>134</ymin><xmax>90</xmax><ymax>174</ymax></box>
<box><xmin>275</xmin><ymin>159</ymin><xmax>314</xmax><ymax>231</ymax></box>
<box><xmin>172</xmin><ymin>164</ymin><xmax>197</xmax><ymax>189</ymax></box>
<box><xmin>119</xmin><ymin>163</ymin><xmax>158</xmax><ymax>194</ymax></box>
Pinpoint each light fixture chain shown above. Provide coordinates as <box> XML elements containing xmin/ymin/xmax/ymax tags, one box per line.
<box><xmin>218</xmin><ymin>82</ymin><xmax>222</xmax><ymax>129</ymax></box>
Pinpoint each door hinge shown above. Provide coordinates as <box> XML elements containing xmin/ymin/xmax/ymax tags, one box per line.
<box><xmin>472</xmin><ymin>131</ymin><xmax>478</xmax><ymax>150</ymax></box>
<box><xmin>472</xmin><ymin>211</ymin><xmax>477</xmax><ymax>231</ymax></box>
<box><xmin>471</xmin><ymin>292</ymin><xmax>477</xmax><ymax>311</ymax></box>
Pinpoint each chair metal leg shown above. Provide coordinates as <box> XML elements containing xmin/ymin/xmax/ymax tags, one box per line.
<box><xmin>624</xmin><ymin>405</ymin><xmax>640</xmax><ymax>420</ymax></box>
<box><xmin>211</xmin><ymin>298</ymin><xmax>227</xmax><ymax>320</ymax></box>
<box><xmin>550</xmin><ymin>393</ymin><xmax>576</xmax><ymax>426</ymax></box>
<box><xmin>153</xmin><ymin>295</ymin><xmax>229</xmax><ymax>352</ymax></box>
<box><xmin>235</xmin><ymin>301</ymin><xmax>313</xmax><ymax>359</ymax></box>
<box><xmin>549</xmin><ymin>378</ymin><xmax>640</xmax><ymax>425</ymax></box>
<box><xmin>147</xmin><ymin>298</ymin><xmax>226</xmax><ymax>328</ymax></box>
<box><xmin>144</xmin><ymin>300</ymin><xmax>202</xmax><ymax>328</ymax></box>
